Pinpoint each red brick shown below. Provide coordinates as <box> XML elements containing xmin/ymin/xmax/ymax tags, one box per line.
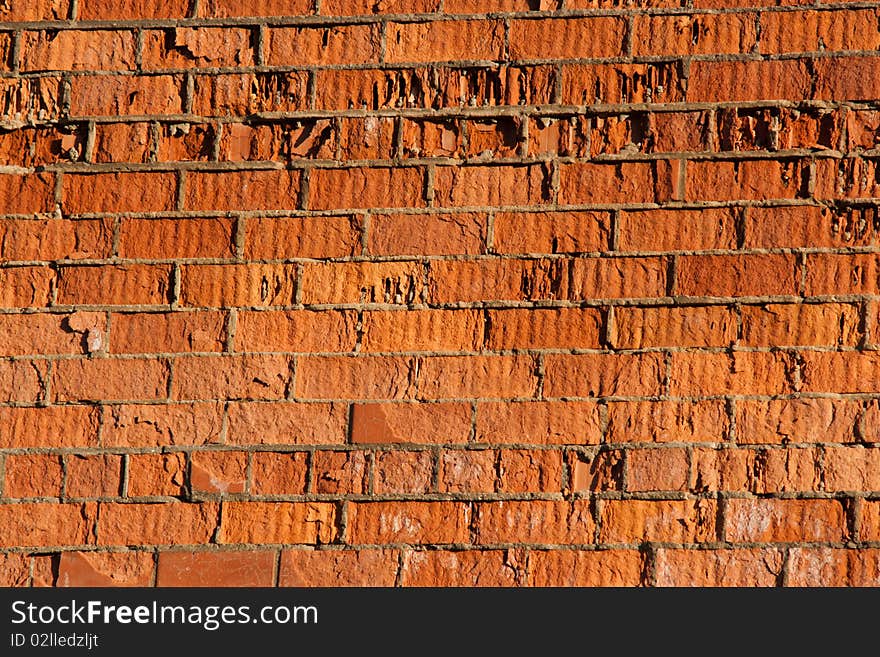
<box><xmin>57</xmin><ymin>265</ymin><xmax>171</xmax><ymax>306</ymax></box>
<box><xmin>572</xmin><ymin>257</ymin><xmax>669</xmax><ymax>301</ymax></box>
<box><xmin>609</xmin><ymin>400</ymin><xmax>726</xmax><ymax>445</ymax></box>
<box><xmin>761</xmin><ymin>9</ymin><xmax>880</xmax><ymax>54</ymax></box>
<box><xmin>56</xmin><ymin>551</ymin><xmax>155</xmax><ymax>587</ymax></box>
<box><xmin>70</xmin><ymin>75</ymin><xmax>183</xmax><ymax>116</ymax></box>
<box><xmin>806</xmin><ymin>253</ymin><xmax>880</xmax><ymax>296</ymax></box>
<box><xmin>686</xmin><ymin>160</ymin><xmax>807</xmax><ymax>202</ymax></box>
<box><xmin>632</xmin><ymin>13</ymin><xmax>758</xmax><ymax>56</ymax></box>
<box><xmin>143</xmin><ymin>28</ymin><xmax>255</xmax><ymax>69</ymax></box>
<box><xmin>172</xmin><ymin>354</ymin><xmax>291</xmax><ymax>401</ymax></box>
<box><xmin>0</xmin><ymin>267</ymin><xmax>53</xmax><ymax>308</ymax></box>
<box><xmin>529</xmin><ymin>550</ymin><xmax>643</xmax><ymax>586</ymax></box>
<box><xmin>337</xmin><ymin>117</ymin><xmax>396</xmax><ymax>160</ymax></box>
<box><xmin>823</xmin><ymin>446</ymin><xmax>880</xmax><ymax>491</ymax></box>
<box><xmin>158</xmin><ymin>123</ymin><xmax>215</xmax><ymax>161</ymax></box>
<box><xmin>369</xmin><ymin>213</ymin><xmax>485</xmax><ymax>256</ymax></box>
<box><xmin>477</xmin><ymin>500</ymin><xmax>594</xmax><ymax>545</ymax></box>
<box><xmin>510</xmin><ymin>17</ymin><xmax>625</xmax><ymax>59</ymax></box>
<box><xmin>814</xmin><ymin>158</ymin><xmax>880</xmax><ymax>199</ymax></box>
<box><xmin>0</xmin><ymin>405</ymin><xmax>100</xmax><ymax>449</ymax></box>
<box><xmin>863</xmin><ymin>400</ymin><xmax>880</xmax><ymax>444</ymax></box>
<box><xmin>744</xmin><ymin>205</ymin><xmax>876</xmax><ymax>249</ymax></box>
<box><xmin>266</xmin><ymin>25</ymin><xmax>380</xmax><ymax>66</ymax></box>
<box><xmin>847</xmin><ymin>110</ymin><xmax>880</xmax><ymax>150</ymax></box>
<box><xmin>618</xmin><ymin>208</ymin><xmax>737</xmax><ymax>252</ymax></box>
<box><xmin>561</xmin><ymin>161</ymin><xmax>676</xmax><ymax>205</ymax></box>
<box><xmin>477</xmin><ymin>401</ymin><xmax>602</xmax><ymax>445</ymax></box>
<box><xmin>118</xmin><ymin>218</ymin><xmax>235</xmax><ymax>259</ymax></box>
<box><xmin>313</xmin><ymin>451</ymin><xmax>369</xmax><ymax>495</ymax></box>
<box><xmin>654</xmin><ymin>548</ymin><xmax>783</xmax><ymax>586</ymax></box>
<box><xmin>740</xmin><ymin>303</ymin><xmax>859</xmax><ymax>347</ymax></box>
<box><xmin>568</xmin><ymin>449</ymin><xmax>623</xmax><ymax>493</ymax></box>
<box><xmin>21</xmin><ymin>30</ymin><xmax>136</xmax><ymax>71</ymax></box>
<box><xmin>310</xmin><ymin>167</ymin><xmax>424</xmax><ymax>210</ymax></box>
<box><xmin>612</xmin><ymin>305</ymin><xmax>736</xmax><ymax>349</ymax></box>
<box><xmin>401</xmin><ymin>118</ymin><xmax>462</xmax><ymax>158</ymax></box>
<box><xmin>386</xmin><ymin>20</ymin><xmax>503</xmax><ymax>63</ymax></box>
<box><xmin>435</xmin><ymin>164</ymin><xmax>549</xmax><ymax>207</ymax></box>
<box><xmin>104</xmin><ymin>402</ymin><xmax>224</xmax><ymax>447</ymax></box>
<box><xmin>418</xmin><ymin>355</ymin><xmax>538</xmax><ymax>399</ymax></box>
<box><xmin>544</xmin><ymin>353</ymin><xmax>665</xmax><ymax>398</ymax></box>
<box><xmin>200</xmin><ymin>0</ymin><xmax>312</xmax><ymax>16</ymax></box>
<box><xmin>226</xmin><ymin>402</ymin><xmax>348</xmax><ymax>445</ymax></box>
<box><xmin>111</xmin><ymin>311</ymin><xmax>227</xmax><ymax>354</ymax></box>
<box><xmin>92</xmin><ymin>122</ymin><xmax>151</xmax><ymax>163</ymax></box>
<box><xmin>192</xmin><ymin>72</ymin><xmax>310</xmax><ymax>115</ymax></box>
<box><xmin>191</xmin><ymin>451</ymin><xmax>248</xmax><ymax>494</ymax></box>
<box><xmin>651</xmin><ymin>111</ymin><xmax>713</xmax><ymax>152</ymax></box>
<box><xmin>0</xmin><ymin>173</ymin><xmax>55</xmax><ymax>214</ymax></box>
<box><xmin>127</xmin><ymin>453</ymin><xmax>186</xmax><ymax>497</ymax></box>
<box><xmin>98</xmin><ymin>502</ymin><xmax>216</xmax><ymax>546</ymax></box>
<box><xmin>0</xmin><ymin>360</ymin><xmax>48</xmax><ymax>403</ymax></box>
<box><xmin>486</xmin><ymin>307</ymin><xmax>602</xmax><ymax>351</ymax></box>
<box><xmin>157</xmin><ymin>550</ymin><xmax>275</xmax><ymax>586</ymax></box>
<box><xmin>0</xmin><ymin>77</ymin><xmax>62</xmax><ymax>123</ymax></box>
<box><xmin>0</xmin><ymin>312</ymin><xmax>100</xmax><ymax>357</ymax></box>
<box><xmin>493</xmin><ymin>210</ymin><xmax>610</xmax><ymax>255</ymax></box>
<box><xmin>0</xmin><ymin>218</ymin><xmax>112</xmax><ymax>261</ymax></box>
<box><xmin>251</xmin><ymin>452</ymin><xmax>309</xmax><ymax>495</ymax></box>
<box><xmin>236</xmin><ymin>310</ymin><xmax>357</xmax><ymax>353</ymax></box>
<box><xmin>361</xmin><ymin>309</ymin><xmax>482</xmax><ymax>353</ymax></box>
<box><xmin>801</xmin><ymin>352</ymin><xmax>880</xmax><ymax>394</ymax></box>
<box><xmin>466</xmin><ymin>117</ymin><xmax>521</xmax><ymax>159</ymax></box>
<box><xmin>693</xmin><ymin>447</ymin><xmax>819</xmax><ymax>493</ymax></box>
<box><xmin>562</xmin><ymin>62</ymin><xmax>684</xmax><ymax>104</ymax></box>
<box><xmin>53</xmin><ymin>358</ymin><xmax>169</xmax><ymax>402</ymax></box>
<box><xmin>348</xmin><ymin>502</ymin><xmax>469</xmax><ymax>544</ymax></box>
<box><xmin>688</xmin><ymin>59</ymin><xmax>812</xmax><ymax>102</ymax></box>
<box><xmin>65</xmin><ymin>172</ymin><xmax>177</xmax><ymax>214</ymax></box>
<box><xmin>860</xmin><ymin>501</ymin><xmax>880</xmax><ymax>541</ymax></box>
<box><xmin>220</xmin><ymin>502</ymin><xmax>336</xmax><ymax>544</ymax></box>
<box><xmin>296</xmin><ymin>356</ymin><xmax>416</xmax><ymax>400</ymax></box>
<box><xmin>725</xmin><ymin>498</ymin><xmax>845</xmax><ymax>543</ymax></box>
<box><xmin>497</xmin><ymin>449</ymin><xmax>562</xmax><ymax>493</ymax></box>
<box><xmin>322</xmin><ymin>0</ymin><xmax>438</xmax><ymax>13</ymax></box>
<box><xmin>300</xmin><ymin>261</ymin><xmax>422</xmax><ymax>305</ymax></box>
<box><xmin>599</xmin><ymin>499</ymin><xmax>717</xmax><ymax>544</ymax></box>
<box><xmin>627</xmin><ymin>448</ymin><xmax>690</xmax><ymax>492</ymax></box>
<box><xmin>735</xmin><ymin>398</ymin><xmax>860</xmax><ymax>444</ymax></box>
<box><xmin>676</xmin><ymin>254</ymin><xmax>799</xmax><ymax>297</ymax></box>
<box><xmin>279</xmin><ymin>549</ymin><xmax>399</xmax><ymax>586</ymax></box>
<box><xmin>79</xmin><ymin>0</ymin><xmax>189</xmax><ymax>19</ymax></box>
<box><xmin>374</xmin><ymin>451</ymin><xmax>434</xmax><ymax>494</ymax></box>
<box><xmin>670</xmin><ymin>351</ymin><xmax>793</xmax><ymax>397</ymax></box>
<box><xmin>426</xmin><ymin>258</ymin><xmax>565</xmax><ymax>304</ymax></box>
<box><xmin>401</xmin><ymin>550</ymin><xmax>521</xmax><ymax>586</ymax></box>
<box><xmin>351</xmin><ymin>402</ymin><xmax>472</xmax><ymax>444</ymax></box>
<box><xmin>0</xmin><ymin>0</ymin><xmax>69</xmax><ymax>21</ymax></box>
<box><xmin>787</xmin><ymin>548</ymin><xmax>880</xmax><ymax>586</ymax></box>
<box><xmin>438</xmin><ymin>450</ymin><xmax>496</xmax><ymax>493</ymax></box>
<box><xmin>180</xmin><ymin>264</ymin><xmax>297</xmax><ymax>308</ymax></box>
<box><xmin>65</xmin><ymin>454</ymin><xmax>122</xmax><ymax>498</ymax></box>
<box><xmin>245</xmin><ymin>216</ymin><xmax>361</xmax><ymax>259</ymax></box>
<box><xmin>0</xmin><ymin>503</ymin><xmax>94</xmax><ymax>547</ymax></box>
<box><xmin>185</xmin><ymin>170</ymin><xmax>300</xmax><ymax>211</ymax></box>
<box><xmin>4</xmin><ymin>454</ymin><xmax>63</xmax><ymax>498</ymax></box>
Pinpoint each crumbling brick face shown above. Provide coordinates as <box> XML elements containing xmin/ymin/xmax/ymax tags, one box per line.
<box><xmin>1</xmin><ymin>2</ymin><xmax>878</xmax><ymax>589</ymax></box>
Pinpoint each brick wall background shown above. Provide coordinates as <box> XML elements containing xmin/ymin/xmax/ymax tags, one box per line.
<box><xmin>0</xmin><ymin>0</ymin><xmax>879</xmax><ymax>587</ymax></box>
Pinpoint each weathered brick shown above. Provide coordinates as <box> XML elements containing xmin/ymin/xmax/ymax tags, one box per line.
<box><xmin>418</xmin><ymin>355</ymin><xmax>538</xmax><ymax>399</ymax></box>
<box><xmin>688</xmin><ymin>59</ymin><xmax>811</xmax><ymax>102</ymax></box>
<box><xmin>104</xmin><ymin>402</ymin><xmax>224</xmax><ymax>447</ymax></box>
<box><xmin>66</xmin><ymin>454</ymin><xmax>123</xmax><ymax>498</ymax></box>
<box><xmin>487</xmin><ymin>307</ymin><xmax>602</xmax><ymax>350</ymax></box>
<box><xmin>435</xmin><ymin>164</ymin><xmax>549</xmax><ymax>207</ymax></box>
<box><xmin>200</xmin><ymin>0</ymin><xmax>312</xmax><ymax>16</ymax></box>
<box><xmin>438</xmin><ymin>450</ymin><xmax>496</xmax><ymax>493</ymax></box>
<box><xmin>544</xmin><ymin>353</ymin><xmax>665</xmax><ymax>398</ymax></box>
<box><xmin>599</xmin><ymin>499</ymin><xmax>717</xmax><ymax>544</ymax></box>
<box><xmin>626</xmin><ymin>448</ymin><xmax>690</xmax><ymax>492</ymax></box>
<box><xmin>21</xmin><ymin>30</ymin><xmax>136</xmax><ymax>71</ymax></box>
<box><xmin>57</xmin><ymin>265</ymin><xmax>171</xmax><ymax>306</ymax></box>
<box><xmin>369</xmin><ymin>213</ymin><xmax>486</xmax><ymax>256</ymax></box>
<box><xmin>823</xmin><ymin>446</ymin><xmax>880</xmax><ymax>491</ymax></box>
<box><xmin>362</xmin><ymin>309</ymin><xmax>482</xmax><ymax>353</ymax></box>
<box><xmin>725</xmin><ymin>498</ymin><xmax>845</xmax><ymax>543</ymax></box>
<box><xmin>740</xmin><ymin>303</ymin><xmax>859</xmax><ymax>347</ymax></box>
<box><xmin>251</xmin><ymin>452</ymin><xmax>309</xmax><ymax>495</ymax></box>
<box><xmin>56</xmin><ymin>551</ymin><xmax>154</xmax><ymax>587</ymax></box>
<box><xmin>607</xmin><ymin>400</ymin><xmax>728</xmax><ymax>444</ymax></box>
<box><xmin>801</xmin><ymin>352</ymin><xmax>880</xmax><ymax>393</ymax></box>
<box><xmin>296</xmin><ymin>356</ymin><xmax>417</xmax><ymax>400</ymax></box>
<box><xmin>493</xmin><ymin>210</ymin><xmax>611</xmax><ymax>254</ymax></box>
<box><xmin>745</xmin><ymin>205</ymin><xmax>876</xmax><ymax>249</ymax></box>
<box><xmin>618</xmin><ymin>208</ymin><xmax>737</xmax><ymax>252</ymax></box>
<box><xmin>426</xmin><ymin>258</ymin><xmax>567</xmax><ymax>304</ymax></box>
<box><xmin>313</xmin><ymin>451</ymin><xmax>369</xmax><ymax>494</ymax></box>
<box><xmin>529</xmin><ymin>550</ymin><xmax>643</xmax><ymax>586</ymax></box>
<box><xmin>64</xmin><ymin>172</ymin><xmax>177</xmax><ymax>214</ymax></box>
<box><xmin>111</xmin><ymin>311</ymin><xmax>227</xmax><ymax>354</ymax></box>
<box><xmin>220</xmin><ymin>502</ymin><xmax>336</xmax><ymax>544</ymax></box>
<box><xmin>569</xmin><ymin>257</ymin><xmax>669</xmax><ymax>300</ymax></box>
<box><xmin>79</xmin><ymin>0</ymin><xmax>189</xmax><ymax>19</ymax></box>
<box><xmin>0</xmin><ymin>0</ymin><xmax>69</xmax><ymax>21</ymax></box>
<box><xmin>70</xmin><ymin>75</ymin><xmax>183</xmax><ymax>116</ymax></box>
<box><xmin>676</xmin><ymin>254</ymin><xmax>799</xmax><ymax>297</ymax></box>
<box><xmin>300</xmin><ymin>261</ymin><xmax>422</xmax><ymax>306</ymax></box>
<box><xmin>0</xmin><ymin>312</ymin><xmax>102</xmax><ymax>357</ymax></box>
<box><xmin>806</xmin><ymin>253</ymin><xmax>880</xmax><ymax>296</ymax></box>
<box><xmin>562</xmin><ymin>62</ymin><xmax>684</xmax><ymax>104</ymax></box>
<box><xmin>351</xmin><ymin>402</ymin><xmax>472</xmax><ymax>444</ymax></box>
<box><xmin>180</xmin><ymin>264</ymin><xmax>297</xmax><ymax>308</ymax></box>
<box><xmin>559</xmin><ymin>162</ymin><xmax>674</xmax><ymax>205</ymax></box>
<box><xmin>400</xmin><ymin>549</ymin><xmax>521</xmax><ymax>586</ymax></box>
<box><xmin>654</xmin><ymin>548</ymin><xmax>783</xmax><ymax>587</ymax></box>
<box><xmin>191</xmin><ymin>451</ymin><xmax>248</xmax><ymax>494</ymax></box>
<box><xmin>192</xmin><ymin>72</ymin><xmax>310</xmax><ymax>116</ymax></box>
<box><xmin>92</xmin><ymin>122</ymin><xmax>151</xmax><ymax>163</ymax></box>
<box><xmin>323</xmin><ymin>0</ymin><xmax>438</xmax><ymax>14</ymax></box>
<box><xmin>510</xmin><ymin>17</ymin><xmax>625</xmax><ymax>59</ymax></box>
<box><xmin>157</xmin><ymin>551</ymin><xmax>275</xmax><ymax>586</ymax></box>
<box><xmin>0</xmin><ymin>267</ymin><xmax>53</xmax><ymax>308</ymax></box>
<box><xmin>279</xmin><ymin>549</ymin><xmax>399</xmax><ymax>586</ymax></box>
<box><xmin>172</xmin><ymin>354</ymin><xmax>292</xmax><ymax>401</ymax></box>
<box><xmin>0</xmin><ymin>360</ymin><xmax>48</xmax><ymax>403</ymax></box>
<box><xmin>477</xmin><ymin>401</ymin><xmax>602</xmax><ymax>445</ymax></box>
<box><xmin>158</xmin><ymin>123</ymin><xmax>215</xmax><ymax>161</ymax></box>
<box><xmin>685</xmin><ymin>160</ymin><xmax>807</xmax><ymax>201</ymax></box>
<box><xmin>760</xmin><ymin>9</ymin><xmax>880</xmax><ymax>54</ymax></box>
<box><xmin>736</xmin><ymin>398</ymin><xmax>860</xmax><ymax>444</ymax></box>
<box><xmin>309</xmin><ymin>167</ymin><xmax>424</xmax><ymax>210</ymax></box>
<box><xmin>374</xmin><ymin>450</ymin><xmax>434</xmax><ymax>494</ymax></box>
<box><xmin>143</xmin><ymin>28</ymin><xmax>255</xmax><ymax>69</ymax></box>
<box><xmin>386</xmin><ymin>20</ymin><xmax>504</xmax><ymax>63</ymax></box>
<box><xmin>53</xmin><ymin>358</ymin><xmax>169</xmax><ymax>402</ymax></box>
<box><xmin>787</xmin><ymin>548</ymin><xmax>880</xmax><ymax>586</ymax></box>
<box><xmin>0</xmin><ymin>405</ymin><xmax>99</xmax><ymax>449</ymax></box>
<box><xmin>497</xmin><ymin>449</ymin><xmax>562</xmax><ymax>493</ymax></box>
<box><xmin>236</xmin><ymin>310</ymin><xmax>357</xmax><ymax>353</ymax></box>
<box><xmin>633</xmin><ymin>13</ymin><xmax>758</xmax><ymax>56</ymax></box>
<box><xmin>568</xmin><ymin>449</ymin><xmax>624</xmax><ymax>493</ymax></box>
<box><xmin>0</xmin><ymin>503</ymin><xmax>94</xmax><ymax>548</ymax></box>
<box><xmin>612</xmin><ymin>305</ymin><xmax>736</xmax><ymax>348</ymax></box>
<box><xmin>0</xmin><ymin>173</ymin><xmax>55</xmax><ymax>214</ymax></box>
<box><xmin>185</xmin><ymin>170</ymin><xmax>300</xmax><ymax>211</ymax></box>
<box><xmin>0</xmin><ymin>218</ymin><xmax>112</xmax><ymax>261</ymax></box>
<box><xmin>348</xmin><ymin>502</ymin><xmax>469</xmax><ymax>544</ymax></box>
<box><xmin>477</xmin><ymin>500</ymin><xmax>593</xmax><ymax>545</ymax></box>
<box><xmin>245</xmin><ymin>216</ymin><xmax>361</xmax><ymax>259</ymax></box>
<box><xmin>4</xmin><ymin>454</ymin><xmax>63</xmax><ymax>498</ymax></box>
<box><xmin>266</xmin><ymin>25</ymin><xmax>380</xmax><ymax>65</ymax></box>
<box><xmin>118</xmin><ymin>218</ymin><xmax>235</xmax><ymax>259</ymax></box>
<box><xmin>227</xmin><ymin>402</ymin><xmax>347</xmax><ymax>445</ymax></box>
<box><xmin>669</xmin><ymin>351</ymin><xmax>794</xmax><ymax>396</ymax></box>
<box><xmin>98</xmin><ymin>502</ymin><xmax>217</xmax><ymax>546</ymax></box>
<box><xmin>127</xmin><ymin>453</ymin><xmax>186</xmax><ymax>497</ymax></box>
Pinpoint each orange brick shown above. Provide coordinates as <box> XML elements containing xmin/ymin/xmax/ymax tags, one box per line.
<box><xmin>740</xmin><ymin>303</ymin><xmax>860</xmax><ymax>347</ymax></box>
<box><xmin>438</xmin><ymin>450</ymin><xmax>496</xmax><ymax>493</ymax></box>
<box><xmin>185</xmin><ymin>170</ymin><xmax>301</xmax><ymax>211</ymax></box>
<box><xmin>313</xmin><ymin>451</ymin><xmax>368</xmax><ymax>494</ymax></box>
<box><xmin>158</xmin><ymin>551</ymin><xmax>276</xmax><ymax>586</ymax></box>
<box><xmin>806</xmin><ymin>254</ymin><xmax>880</xmax><ymax>296</ymax></box>
<box><xmin>4</xmin><ymin>454</ymin><xmax>63</xmax><ymax>498</ymax></box>
<box><xmin>0</xmin><ymin>360</ymin><xmax>48</xmax><ymax>403</ymax></box>
<box><xmin>529</xmin><ymin>550</ymin><xmax>643</xmax><ymax>586</ymax></box>
<box><xmin>760</xmin><ymin>8</ymin><xmax>880</xmax><ymax>54</ymax></box>
<box><xmin>493</xmin><ymin>210</ymin><xmax>611</xmax><ymax>255</ymax></box>
<box><xmin>544</xmin><ymin>353</ymin><xmax>665</xmax><ymax>398</ymax></box>
<box><xmin>725</xmin><ymin>498</ymin><xmax>845</xmax><ymax>543</ymax></box>
<box><xmin>0</xmin><ymin>218</ymin><xmax>112</xmax><ymax>261</ymax></box>
<box><xmin>64</xmin><ymin>172</ymin><xmax>177</xmax><ymax>213</ymax></box>
<box><xmin>98</xmin><ymin>502</ymin><xmax>217</xmax><ymax>546</ymax></box>
<box><xmin>632</xmin><ymin>13</ymin><xmax>758</xmax><ymax>56</ymax></box>
<box><xmin>744</xmin><ymin>206</ymin><xmax>875</xmax><ymax>249</ymax></box>
<box><xmin>79</xmin><ymin>0</ymin><xmax>189</xmax><ymax>19</ymax></box>
<box><xmin>568</xmin><ymin>450</ymin><xmax>624</xmax><ymax>493</ymax></box>
<box><xmin>279</xmin><ymin>549</ymin><xmax>399</xmax><ymax>586</ymax></box>
<box><xmin>476</xmin><ymin>401</ymin><xmax>602</xmax><ymax>445</ymax></box>
<box><xmin>0</xmin><ymin>0</ymin><xmax>69</xmax><ymax>20</ymax></box>
<box><xmin>487</xmin><ymin>308</ymin><xmax>603</xmax><ymax>350</ymax></box>
<box><xmin>65</xmin><ymin>454</ymin><xmax>123</xmax><ymax>498</ymax></box>
<box><xmin>351</xmin><ymin>402</ymin><xmax>472</xmax><ymax>444</ymax></box>
<box><xmin>860</xmin><ymin>501</ymin><xmax>880</xmax><ymax>541</ymax></box>
<box><xmin>386</xmin><ymin>20</ymin><xmax>503</xmax><ymax>63</ymax></box>
<box><xmin>57</xmin><ymin>265</ymin><xmax>171</xmax><ymax>306</ymax></box>
<box><xmin>104</xmin><ymin>402</ymin><xmax>224</xmax><ymax>447</ymax></box>
<box><xmin>361</xmin><ymin>309</ymin><xmax>483</xmax><ymax>353</ymax></box>
<box><xmin>0</xmin><ymin>267</ymin><xmax>53</xmax><ymax>308</ymax></box>
<box><xmin>686</xmin><ymin>160</ymin><xmax>807</xmax><ymax>202</ymax></box>
<box><xmin>0</xmin><ymin>405</ymin><xmax>100</xmax><ymax>449</ymax></box>
<box><xmin>401</xmin><ymin>118</ymin><xmax>462</xmax><ymax>157</ymax></box>
<box><xmin>192</xmin><ymin>72</ymin><xmax>310</xmax><ymax>115</ymax></box>
<box><xmin>53</xmin><ymin>358</ymin><xmax>169</xmax><ymax>402</ymax></box>
<box><xmin>612</xmin><ymin>305</ymin><xmax>736</xmax><ymax>348</ymax></box>
<box><xmin>296</xmin><ymin>356</ymin><xmax>417</xmax><ymax>400</ymax></box>
<box><xmin>510</xmin><ymin>17</ymin><xmax>625</xmax><ymax>59</ymax></box>
<box><xmin>787</xmin><ymin>548</ymin><xmax>880</xmax><ymax>586</ymax></box>
<box><xmin>562</xmin><ymin>62</ymin><xmax>684</xmax><ymax>105</ymax></box>
<box><xmin>568</xmin><ymin>257</ymin><xmax>668</xmax><ymax>300</ymax></box>
<box><xmin>348</xmin><ymin>502</ymin><xmax>469</xmax><ymax>544</ymax></box>
<box><xmin>309</xmin><ymin>167</ymin><xmax>425</xmax><ymax>210</ymax></box>
<box><xmin>0</xmin><ymin>173</ymin><xmax>55</xmax><ymax>214</ymax></box>
<box><xmin>111</xmin><ymin>311</ymin><xmax>227</xmax><ymax>354</ymax></box>
<box><xmin>180</xmin><ymin>264</ymin><xmax>297</xmax><ymax>308</ymax></box>
<box><xmin>497</xmin><ymin>449</ymin><xmax>562</xmax><ymax>493</ymax></box>
<box><xmin>220</xmin><ymin>502</ymin><xmax>336</xmax><ymax>544</ymax></box>
<box><xmin>418</xmin><ymin>355</ymin><xmax>538</xmax><ymax>399</ymax></box>
<box><xmin>157</xmin><ymin>123</ymin><xmax>215</xmax><ymax>161</ymax></box>
<box><xmin>374</xmin><ymin>451</ymin><xmax>434</xmax><ymax>494</ymax></box>
<box><xmin>654</xmin><ymin>548</ymin><xmax>783</xmax><ymax>586</ymax></box>
<box><xmin>266</xmin><ymin>25</ymin><xmax>380</xmax><ymax>65</ymax></box>
<box><xmin>400</xmin><ymin>550</ymin><xmax>520</xmax><ymax>586</ymax></box>
<box><xmin>300</xmin><ymin>261</ymin><xmax>423</xmax><ymax>305</ymax></box>
<box><xmin>369</xmin><ymin>212</ymin><xmax>486</xmax><ymax>256</ymax></box>
<box><xmin>618</xmin><ymin>208</ymin><xmax>737</xmax><ymax>252</ymax></box>
<box><xmin>735</xmin><ymin>398</ymin><xmax>860</xmax><ymax>444</ymax></box>
<box><xmin>322</xmin><ymin>0</ymin><xmax>438</xmax><ymax>14</ymax></box>
<box><xmin>127</xmin><ymin>453</ymin><xmax>186</xmax><ymax>497</ymax></box>
<box><xmin>245</xmin><ymin>216</ymin><xmax>362</xmax><ymax>259</ymax></box>
<box><xmin>477</xmin><ymin>500</ymin><xmax>594</xmax><ymax>545</ymax></box>
<box><xmin>607</xmin><ymin>400</ymin><xmax>728</xmax><ymax>444</ymax></box>
<box><xmin>669</xmin><ymin>351</ymin><xmax>794</xmax><ymax>396</ymax></box>
<box><xmin>435</xmin><ymin>164</ymin><xmax>549</xmax><ymax>207</ymax></box>
<box><xmin>562</xmin><ymin>161</ymin><xmax>677</xmax><ymax>205</ymax></box>
<box><xmin>200</xmin><ymin>0</ymin><xmax>312</xmax><ymax>16</ymax></box>
<box><xmin>70</xmin><ymin>75</ymin><xmax>184</xmax><ymax>116</ymax></box>
<box><xmin>56</xmin><ymin>551</ymin><xmax>155</xmax><ymax>587</ymax></box>
<box><xmin>251</xmin><ymin>452</ymin><xmax>309</xmax><ymax>495</ymax></box>
<box><xmin>143</xmin><ymin>28</ymin><xmax>255</xmax><ymax>69</ymax></box>
<box><xmin>599</xmin><ymin>499</ymin><xmax>717</xmax><ymax>544</ymax></box>
<box><xmin>0</xmin><ymin>503</ymin><xmax>95</xmax><ymax>548</ymax></box>
<box><xmin>172</xmin><ymin>354</ymin><xmax>291</xmax><ymax>401</ymax></box>
<box><xmin>823</xmin><ymin>446</ymin><xmax>880</xmax><ymax>491</ymax></box>
<box><xmin>626</xmin><ymin>448</ymin><xmax>690</xmax><ymax>492</ymax></box>
<box><xmin>226</xmin><ymin>402</ymin><xmax>348</xmax><ymax>445</ymax></box>
<box><xmin>191</xmin><ymin>451</ymin><xmax>248</xmax><ymax>494</ymax></box>
<box><xmin>21</xmin><ymin>30</ymin><xmax>136</xmax><ymax>71</ymax></box>
<box><xmin>236</xmin><ymin>310</ymin><xmax>357</xmax><ymax>353</ymax></box>
<box><xmin>676</xmin><ymin>254</ymin><xmax>799</xmax><ymax>297</ymax></box>
<box><xmin>426</xmin><ymin>258</ymin><xmax>565</xmax><ymax>304</ymax></box>
<box><xmin>687</xmin><ymin>59</ymin><xmax>812</xmax><ymax>102</ymax></box>
<box><xmin>0</xmin><ymin>312</ymin><xmax>103</xmax><ymax>357</ymax></box>
<box><xmin>92</xmin><ymin>122</ymin><xmax>151</xmax><ymax>163</ymax></box>
<box><xmin>118</xmin><ymin>218</ymin><xmax>235</xmax><ymax>259</ymax></box>
<box><xmin>801</xmin><ymin>352</ymin><xmax>880</xmax><ymax>393</ymax></box>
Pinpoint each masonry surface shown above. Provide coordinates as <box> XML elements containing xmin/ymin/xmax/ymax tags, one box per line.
<box><xmin>0</xmin><ymin>0</ymin><xmax>879</xmax><ymax>587</ymax></box>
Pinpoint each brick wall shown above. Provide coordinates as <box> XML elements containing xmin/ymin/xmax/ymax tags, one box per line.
<box><xmin>0</xmin><ymin>0</ymin><xmax>878</xmax><ymax>587</ymax></box>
